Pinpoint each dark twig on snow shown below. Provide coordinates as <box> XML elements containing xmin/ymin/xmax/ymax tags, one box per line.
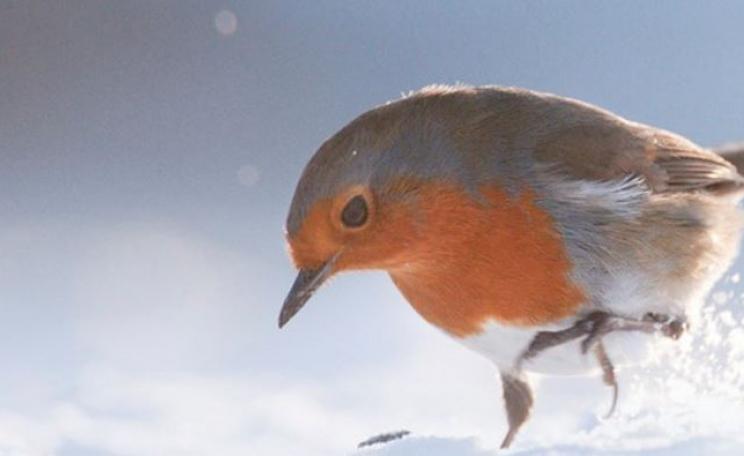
<box><xmin>357</xmin><ymin>430</ymin><xmax>411</xmax><ymax>448</ymax></box>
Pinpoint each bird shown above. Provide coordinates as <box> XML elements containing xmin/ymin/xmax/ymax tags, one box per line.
<box><xmin>278</xmin><ymin>85</ymin><xmax>744</xmax><ymax>448</ymax></box>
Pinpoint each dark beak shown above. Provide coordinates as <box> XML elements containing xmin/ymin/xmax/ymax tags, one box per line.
<box><xmin>278</xmin><ymin>255</ymin><xmax>338</xmax><ymax>328</ymax></box>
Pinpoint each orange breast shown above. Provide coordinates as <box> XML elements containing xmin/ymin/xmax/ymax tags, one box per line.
<box><xmin>389</xmin><ymin>183</ymin><xmax>586</xmax><ymax>338</ymax></box>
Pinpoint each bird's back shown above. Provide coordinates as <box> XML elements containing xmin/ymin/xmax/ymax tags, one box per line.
<box><xmin>402</xmin><ymin>86</ymin><xmax>743</xmax><ymax>197</ymax></box>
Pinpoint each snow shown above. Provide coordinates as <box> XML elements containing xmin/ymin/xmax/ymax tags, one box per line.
<box><xmin>365</xmin><ymin>436</ymin><xmax>744</xmax><ymax>456</ymax></box>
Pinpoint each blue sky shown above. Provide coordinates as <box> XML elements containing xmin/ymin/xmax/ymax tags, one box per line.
<box><xmin>2</xmin><ymin>1</ymin><xmax>744</xmax><ymax>454</ymax></box>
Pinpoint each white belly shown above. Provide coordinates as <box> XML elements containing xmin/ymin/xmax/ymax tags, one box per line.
<box><xmin>459</xmin><ymin>319</ymin><xmax>657</xmax><ymax>375</ymax></box>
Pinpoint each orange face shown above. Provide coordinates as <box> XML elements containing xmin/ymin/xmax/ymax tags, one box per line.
<box><xmin>278</xmin><ymin>177</ymin><xmax>424</xmax><ymax>328</ymax></box>
<box><xmin>282</xmin><ymin>178</ymin><xmax>585</xmax><ymax>337</ymax></box>
<box><xmin>286</xmin><ymin>178</ymin><xmax>423</xmax><ymax>273</ymax></box>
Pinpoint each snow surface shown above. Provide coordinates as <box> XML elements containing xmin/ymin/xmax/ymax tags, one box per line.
<box><xmin>364</xmin><ymin>436</ymin><xmax>744</xmax><ymax>456</ymax></box>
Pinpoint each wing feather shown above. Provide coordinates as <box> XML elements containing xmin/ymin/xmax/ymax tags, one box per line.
<box><xmin>532</xmin><ymin>119</ymin><xmax>743</xmax><ymax>196</ymax></box>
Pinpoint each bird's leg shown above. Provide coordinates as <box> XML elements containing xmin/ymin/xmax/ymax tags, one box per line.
<box><xmin>499</xmin><ymin>370</ymin><xmax>534</xmax><ymax>449</ymax></box>
<box><xmin>515</xmin><ymin>310</ymin><xmax>686</xmax><ymax>421</ymax></box>
<box><xmin>516</xmin><ymin>317</ymin><xmax>594</xmax><ymax>369</ymax></box>
<box><xmin>518</xmin><ymin>311</ymin><xmax>687</xmax><ymax>363</ymax></box>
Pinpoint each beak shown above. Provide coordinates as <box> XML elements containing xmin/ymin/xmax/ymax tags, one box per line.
<box><xmin>278</xmin><ymin>254</ymin><xmax>338</xmax><ymax>328</ymax></box>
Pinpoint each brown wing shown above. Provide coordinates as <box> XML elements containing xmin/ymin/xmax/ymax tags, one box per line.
<box><xmin>532</xmin><ymin>120</ymin><xmax>744</xmax><ymax>195</ymax></box>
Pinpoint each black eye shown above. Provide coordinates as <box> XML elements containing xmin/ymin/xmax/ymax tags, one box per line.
<box><xmin>341</xmin><ymin>195</ymin><xmax>368</xmax><ymax>228</ymax></box>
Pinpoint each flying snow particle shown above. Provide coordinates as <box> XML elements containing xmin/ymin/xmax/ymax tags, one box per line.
<box><xmin>215</xmin><ymin>10</ymin><xmax>238</xmax><ymax>36</ymax></box>
<box><xmin>237</xmin><ymin>164</ymin><xmax>260</xmax><ymax>187</ymax></box>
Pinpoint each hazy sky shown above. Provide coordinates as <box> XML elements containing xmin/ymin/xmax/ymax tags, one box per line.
<box><xmin>2</xmin><ymin>1</ymin><xmax>744</xmax><ymax>455</ymax></box>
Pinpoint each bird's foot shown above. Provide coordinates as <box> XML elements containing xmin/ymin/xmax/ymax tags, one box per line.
<box><xmin>642</xmin><ymin>312</ymin><xmax>688</xmax><ymax>340</ymax></box>
<box><xmin>516</xmin><ymin>310</ymin><xmax>686</xmax><ymax>419</ymax></box>
<box><xmin>520</xmin><ymin>311</ymin><xmax>687</xmax><ymax>364</ymax></box>
<box><xmin>579</xmin><ymin>311</ymin><xmax>687</xmax><ymax>354</ymax></box>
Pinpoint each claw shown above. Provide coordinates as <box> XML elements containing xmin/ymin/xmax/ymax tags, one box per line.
<box><xmin>594</xmin><ymin>341</ymin><xmax>618</xmax><ymax>418</ymax></box>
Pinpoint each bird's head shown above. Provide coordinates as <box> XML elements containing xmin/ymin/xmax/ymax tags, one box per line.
<box><xmin>278</xmin><ymin>86</ymin><xmax>490</xmax><ymax>328</ymax></box>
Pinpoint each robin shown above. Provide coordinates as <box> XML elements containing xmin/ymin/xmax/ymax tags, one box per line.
<box><xmin>278</xmin><ymin>85</ymin><xmax>744</xmax><ymax>448</ymax></box>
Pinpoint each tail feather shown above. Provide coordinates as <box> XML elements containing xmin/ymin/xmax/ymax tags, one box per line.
<box><xmin>713</xmin><ymin>143</ymin><xmax>744</xmax><ymax>177</ymax></box>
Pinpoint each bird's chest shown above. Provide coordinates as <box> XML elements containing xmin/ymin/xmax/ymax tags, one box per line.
<box><xmin>389</xmin><ymin>185</ymin><xmax>586</xmax><ymax>338</ymax></box>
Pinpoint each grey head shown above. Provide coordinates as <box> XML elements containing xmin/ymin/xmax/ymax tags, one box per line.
<box><xmin>283</xmin><ymin>84</ymin><xmax>553</xmax><ymax>237</ymax></box>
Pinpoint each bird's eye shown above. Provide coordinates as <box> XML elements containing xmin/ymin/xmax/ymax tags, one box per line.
<box><xmin>341</xmin><ymin>195</ymin><xmax>368</xmax><ymax>228</ymax></box>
